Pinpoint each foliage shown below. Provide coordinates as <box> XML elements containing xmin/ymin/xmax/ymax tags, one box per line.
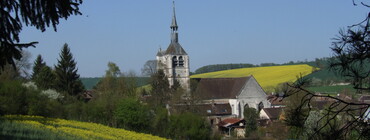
<box><xmin>149</xmin><ymin>69</ymin><xmax>171</xmax><ymax>108</ymax></box>
<box><xmin>329</xmin><ymin>26</ymin><xmax>370</xmax><ymax>92</ymax></box>
<box><xmin>281</xmin><ymin>7</ymin><xmax>370</xmax><ymax>139</ymax></box>
<box><xmin>0</xmin><ymin>64</ymin><xmax>20</xmax><ymax>81</ymax></box>
<box><xmin>194</xmin><ymin>63</ymin><xmax>257</xmax><ymax>74</ymax></box>
<box><xmin>142</xmin><ymin>60</ymin><xmax>157</xmax><ymax>76</ymax></box>
<box><xmin>192</xmin><ymin>64</ymin><xmax>316</xmax><ymax>92</ymax></box>
<box><xmin>34</xmin><ymin>66</ymin><xmax>56</xmax><ymax>90</ymax></box>
<box><xmin>0</xmin><ymin>115</ymin><xmax>167</xmax><ymax>140</ymax></box>
<box><xmin>54</xmin><ymin>43</ymin><xmax>84</xmax><ymax>96</ymax></box>
<box><xmin>151</xmin><ymin>107</ymin><xmax>170</xmax><ymax>137</ymax></box>
<box><xmin>80</xmin><ymin>77</ymin><xmax>150</xmax><ymax>90</ymax></box>
<box><xmin>0</xmin><ymin>0</ymin><xmax>83</xmax><ymax>71</ymax></box>
<box><xmin>244</xmin><ymin>107</ymin><xmax>258</xmax><ymax>137</ymax></box>
<box><xmin>167</xmin><ymin>112</ymin><xmax>211</xmax><ymax>140</ymax></box>
<box><xmin>105</xmin><ymin>62</ymin><xmax>121</xmax><ymax>77</ymax></box>
<box><xmin>0</xmin><ymin>80</ymin><xmax>54</xmax><ymax>116</ymax></box>
<box><xmin>31</xmin><ymin>54</ymin><xmax>46</xmax><ymax>80</ymax></box>
<box><xmin>115</xmin><ymin>98</ymin><xmax>153</xmax><ymax>133</ymax></box>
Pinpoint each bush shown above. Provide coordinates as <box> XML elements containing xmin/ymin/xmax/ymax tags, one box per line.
<box><xmin>115</xmin><ymin>98</ymin><xmax>153</xmax><ymax>133</ymax></box>
<box><xmin>168</xmin><ymin>112</ymin><xmax>211</xmax><ymax>140</ymax></box>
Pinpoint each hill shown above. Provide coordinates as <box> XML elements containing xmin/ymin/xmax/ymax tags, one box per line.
<box><xmin>80</xmin><ymin>77</ymin><xmax>150</xmax><ymax>90</ymax></box>
<box><xmin>191</xmin><ymin>64</ymin><xmax>316</xmax><ymax>92</ymax></box>
<box><xmin>0</xmin><ymin>115</ymin><xmax>166</xmax><ymax>140</ymax></box>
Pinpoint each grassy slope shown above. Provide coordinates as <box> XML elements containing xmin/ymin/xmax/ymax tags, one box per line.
<box><xmin>308</xmin><ymin>85</ymin><xmax>356</xmax><ymax>94</ymax></box>
<box><xmin>191</xmin><ymin>64</ymin><xmax>316</xmax><ymax>92</ymax></box>
<box><xmin>0</xmin><ymin>115</ymin><xmax>166</xmax><ymax>140</ymax></box>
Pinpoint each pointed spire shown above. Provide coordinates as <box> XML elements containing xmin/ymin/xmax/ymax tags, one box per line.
<box><xmin>170</xmin><ymin>1</ymin><xmax>178</xmax><ymax>31</ymax></box>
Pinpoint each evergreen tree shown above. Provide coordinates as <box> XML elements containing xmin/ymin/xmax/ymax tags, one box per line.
<box><xmin>34</xmin><ymin>66</ymin><xmax>56</xmax><ymax>90</ymax></box>
<box><xmin>244</xmin><ymin>107</ymin><xmax>258</xmax><ymax>137</ymax></box>
<box><xmin>54</xmin><ymin>43</ymin><xmax>84</xmax><ymax>96</ymax></box>
<box><xmin>150</xmin><ymin>69</ymin><xmax>171</xmax><ymax>107</ymax></box>
<box><xmin>31</xmin><ymin>54</ymin><xmax>46</xmax><ymax>80</ymax></box>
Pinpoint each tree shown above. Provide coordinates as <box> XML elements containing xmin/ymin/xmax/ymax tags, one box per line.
<box><xmin>115</xmin><ymin>98</ymin><xmax>153</xmax><ymax>133</ymax></box>
<box><xmin>149</xmin><ymin>69</ymin><xmax>171</xmax><ymax>108</ymax></box>
<box><xmin>106</xmin><ymin>62</ymin><xmax>121</xmax><ymax>78</ymax></box>
<box><xmin>0</xmin><ymin>0</ymin><xmax>83</xmax><ymax>72</ymax></box>
<box><xmin>15</xmin><ymin>50</ymin><xmax>32</xmax><ymax>78</ymax></box>
<box><xmin>31</xmin><ymin>54</ymin><xmax>46</xmax><ymax>80</ymax></box>
<box><xmin>34</xmin><ymin>66</ymin><xmax>56</xmax><ymax>90</ymax></box>
<box><xmin>0</xmin><ymin>50</ymin><xmax>31</xmax><ymax>81</ymax></box>
<box><xmin>279</xmin><ymin>2</ymin><xmax>370</xmax><ymax>140</ymax></box>
<box><xmin>167</xmin><ymin>112</ymin><xmax>211</xmax><ymax>140</ymax></box>
<box><xmin>141</xmin><ymin>60</ymin><xmax>157</xmax><ymax>76</ymax></box>
<box><xmin>244</xmin><ymin>107</ymin><xmax>258</xmax><ymax>137</ymax></box>
<box><xmin>54</xmin><ymin>43</ymin><xmax>84</xmax><ymax>96</ymax></box>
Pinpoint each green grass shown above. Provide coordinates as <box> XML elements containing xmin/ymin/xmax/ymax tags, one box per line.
<box><xmin>308</xmin><ymin>85</ymin><xmax>356</xmax><ymax>94</ymax></box>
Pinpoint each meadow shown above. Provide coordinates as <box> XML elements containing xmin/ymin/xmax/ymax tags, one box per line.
<box><xmin>0</xmin><ymin>115</ymin><xmax>166</xmax><ymax>140</ymax></box>
<box><xmin>191</xmin><ymin>64</ymin><xmax>316</xmax><ymax>92</ymax></box>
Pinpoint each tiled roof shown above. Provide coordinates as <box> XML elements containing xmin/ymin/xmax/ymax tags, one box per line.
<box><xmin>218</xmin><ymin>118</ymin><xmax>244</xmax><ymax>128</ymax></box>
<box><xmin>195</xmin><ymin>77</ymin><xmax>251</xmax><ymax>100</ymax></box>
<box><xmin>267</xmin><ymin>95</ymin><xmax>285</xmax><ymax>106</ymax></box>
<box><xmin>262</xmin><ymin>108</ymin><xmax>283</xmax><ymax>120</ymax></box>
<box><xmin>165</xmin><ymin>42</ymin><xmax>187</xmax><ymax>55</ymax></box>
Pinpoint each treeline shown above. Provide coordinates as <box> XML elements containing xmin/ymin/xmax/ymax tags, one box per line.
<box><xmin>0</xmin><ymin>44</ymin><xmax>212</xmax><ymax>140</ymax></box>
<box><xmin>194</xmin><ymin>63</ymin><xmax>284</xmax><ymax>74</ymax></box>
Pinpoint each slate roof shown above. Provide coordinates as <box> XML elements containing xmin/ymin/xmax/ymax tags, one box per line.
<box><xmin>195</xmin><ymin>77</ymin><xmax>251</xmax><ymax>99</ymax></box>
<box><xmin>156</xmin><ymin>50</ymin><xmax>166</xmax><ymax>56</ymax></box>
<box><xmin>198</xmin><ymin>103</ymin><xmax>232</xmax><ymax>116</ymax></box>
<box><xmin>170</xmin><ymin>103</ymin><xmax>232</xmax><ymax>116</ymax></box>
<box><xmin>165</xmin><ymin>42</ymin><xmax>187</xmax><ymax>55</ymax></box>
<box><xmin>262</xmin><ymin>108</ymin><xmax>283</xmax><ymax>120</ymax></box>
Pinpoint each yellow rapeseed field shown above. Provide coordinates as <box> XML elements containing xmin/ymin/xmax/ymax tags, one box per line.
<box><xmin>191</xmin><ymin>64</ymin><xmax>316</xmax><ymax>92</ymax></box>
<box><xmin>4</xmin><ymin>115</ymin><xmax>167</xmax><ymax>140</ymax></box>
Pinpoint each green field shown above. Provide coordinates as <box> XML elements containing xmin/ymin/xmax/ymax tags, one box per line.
<box><xmin>308</xmin><ymin>85</ymin><xmax>356</xmax><ymax>94</ymax></box>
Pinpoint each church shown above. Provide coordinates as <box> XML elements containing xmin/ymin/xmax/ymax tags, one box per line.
<box><xmin>156</xmin><ymin>2</ymin><xmax>190</xmax><ymax>90</ymax></box>
<box><xmin>156</xmin><ymin>2</ymin><xmax>270</xmax><ymax>119</ymax></box>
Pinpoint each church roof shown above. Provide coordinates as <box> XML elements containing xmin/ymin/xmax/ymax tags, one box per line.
<box><xmin>156</xmin><ymin>50</ymin><xmax>166</xmax><ymax>56</ymax></box>
<box><xmin>165</xmin><ymin>42</ymin><xmax>187</xmax><ymax>55</ymax></box>
<box><xmin>195</xmin><ymin>77</ymin><xmax>251</xmax><ymax>99</ymax></box>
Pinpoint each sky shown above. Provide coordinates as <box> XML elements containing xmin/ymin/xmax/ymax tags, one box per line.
<box><xmin>20</xmin><ymin>0</ymin><xmax>369</xmax><ymax>77</ymax></box>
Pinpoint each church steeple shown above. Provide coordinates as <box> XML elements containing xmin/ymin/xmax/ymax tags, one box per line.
<box><xmin>170</xmin><ymin>1</ymin><xmax>178</xmax><ymax>43</ymax></box>
<box><xmin>170</xmin><ymin>1</ymin><xmax>178</xmax><ymax>32</ymax></box>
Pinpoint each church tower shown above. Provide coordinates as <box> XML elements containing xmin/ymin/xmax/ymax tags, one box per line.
<box><xmin>156</xmin><ymin>1</ymin><xmax>190</xmax><ymax>90</ymax></box>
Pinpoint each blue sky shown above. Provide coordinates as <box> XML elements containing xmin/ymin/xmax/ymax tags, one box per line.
<box><xmin>20</xmin><ymin>0</ymin><xmax>369</xmax><ymax>77</ymax></box>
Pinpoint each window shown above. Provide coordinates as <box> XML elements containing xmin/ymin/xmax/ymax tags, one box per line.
<box><xmin>172</xmin><ymin>56</ymin><xmax>178</xmax><ymax>67</ymax></box>
<box><xmin>178</xmin><ymin>56</ymin><xmax>184</xmax><ymax>67</ymax></box>
<box><xmin>258</xmin><ymin>102</ymin><xmax>264</xmax><ymax>112</ymax></box>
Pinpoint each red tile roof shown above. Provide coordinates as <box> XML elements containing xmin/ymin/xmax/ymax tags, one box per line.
<box><xmin>218</xmin><ymin>118</ymin><xmax>244</xmax><ymax>128</ymax></box>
